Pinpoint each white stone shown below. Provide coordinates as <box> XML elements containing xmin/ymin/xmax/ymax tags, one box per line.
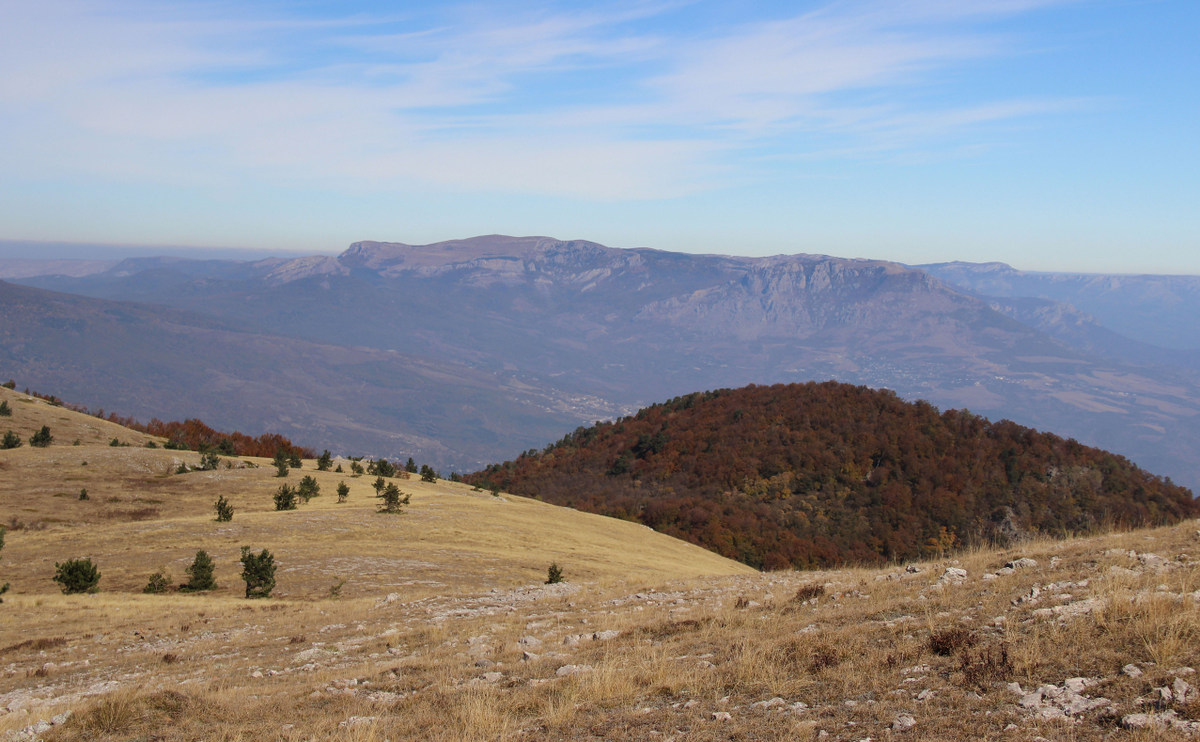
<box><xmin>891</xmin><ymin>714</ymin><xmax>917</xmax><ymax>732</ymax></box>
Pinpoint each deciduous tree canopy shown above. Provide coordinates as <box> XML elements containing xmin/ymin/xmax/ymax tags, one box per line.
<box><xmin>470</xmin><ymin>382</ymin><xmax>1198</xmax><ymax>569</ymax></box>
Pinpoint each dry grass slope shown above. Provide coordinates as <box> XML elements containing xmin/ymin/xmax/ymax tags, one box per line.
<box><xmin>1</xmin><ymin>386</ymin><xmax>1199</xmax><ymax>740</ymax></box>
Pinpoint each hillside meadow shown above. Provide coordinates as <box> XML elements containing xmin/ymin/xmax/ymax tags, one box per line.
<box><xmin>1</xmin><ymin>387</ymin><xmax>1199</xmax><ymax>740</ymax></box>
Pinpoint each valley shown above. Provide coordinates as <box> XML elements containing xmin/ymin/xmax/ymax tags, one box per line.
<box><xmin>7</xmin><ymin>236</ymin><xmax>1200</xmax><ymax>493</ymax></box>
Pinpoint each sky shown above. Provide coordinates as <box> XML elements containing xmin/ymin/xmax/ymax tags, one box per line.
<box><xmin>1</xmin><ymin>0</ymin><xmax>1197</xmax><ymax>273</ymax></box>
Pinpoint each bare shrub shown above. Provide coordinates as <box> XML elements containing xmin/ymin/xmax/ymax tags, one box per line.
<box><xmin>928</xmin><ymin>627</ymin><xmax>976</xmax><ymax>657</ymax></box>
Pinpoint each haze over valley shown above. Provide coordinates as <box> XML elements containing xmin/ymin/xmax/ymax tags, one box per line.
<box><xmin>6</xmin><ymin>235</ymin><xmax>1200</xmax><ymax>493</ymax></box>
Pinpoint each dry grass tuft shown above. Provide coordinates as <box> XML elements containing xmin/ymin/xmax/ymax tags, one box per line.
<box><xmin>928</xmin><ymin>626</ymin><xmax>976</xmax><ymax>656</ymax></box>
<box><xmin>792</xmin><ymin>583</ymin><xmax>826</xmax><ymax>602</ymax></box>
<box><xmin>957</xmin><ymin>642</ymin><xmax>1013</xmax><ymax>689</ymax></box>
<box><xmin>1</xmin><ymin>636</ymin><xmax>67</xmax><ymax>654</ymax></box>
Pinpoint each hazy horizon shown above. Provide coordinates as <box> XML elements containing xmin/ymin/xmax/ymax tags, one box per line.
<box><xmin>4</xmin><ymin>236</ymin><xmax>1200</xmax><ymax>278</ymax></box>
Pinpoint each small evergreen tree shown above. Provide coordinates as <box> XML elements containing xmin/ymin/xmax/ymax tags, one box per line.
<box><xmin>1</xmin><ymin>380</ymin><xmax>13</xmax><ymax>389</ymax></box>
<box><xmin>78</xmin><ymin>488</ymin><xmax>88</xmax><ymax>501</ymax></box>
<box><xmin>214</xmin><ymin>495</ymin><xmax>234</xmax><ymax>522</ymax></box>
<box><xmin>143</xmin><ymin>569</ymin><xmax>171</xmax><ymax>594</ymax></box>
<box><xmin>545</xmin><ymin>562</ymin><xmax>564</xmax><ymax>584</ymax></box>
<box><xmin>350</xmin><ymin>461</ymin><xmax>364</xmax><ymax>476</ymax></box>
<box><xmin>198</xmin><ymin>450</ymin><xmax>221</xmax><ymax>471</ymax></box>
<box><xmin>287</xmin><ymin>452</ymin><xmax>302</xmax><ymax>468</ymax></box>
<box><xmin>29</xmin><ymin>425</ymin><xmax>53</xmax><ymax>447</ymax></box>
<box><xmin>273</xmin><ymin>449</ymin><xmax>288</xmax><ymax>477</ymax></box>
<box><xmin>378</xmin><ymin>483</ymin><xmax>410</xmax><ymax>513</ymax></box>
<box><xmin>419</xmin><ymin>464</ymin><xmax>438</xmax><ymax>483</ymax></box>
<box><xmin>53</xmin><ymin>558</ymin><xmax>100</xmax><ymax>594</ymax></box>
<box><xmin>297</xmin><ymin>475</ymin><xmax>320</xmax><ymax>502</ymax></box>
<box><xmin>240</xmin><ymin>546</ymin><xmax>275</xmax><ymax>598</ymax></box>
<box><xmin>0</xmin><ymin>400</ymin><xmax>10</xmax><ymax>416</ymax></box>
<box><xmin>367</xmin><ymin>458</ymin><xmax>397</xmax><ymax>477</ymax></box>
<box><xmin>336</xmin><ymin>481</ymin><xmax>350</xmax><ymax>503</ymax></box>
<box><xmin>1</xmin><ymin>431</ymin><xmax>20</xmax><ymax>449</ymax></box>
<box><xmin>372</xmin><ymin>476</ymin><xmax>386</xmax><ymax>497</ymax></box>
<box><xmin>181</xmin><ymin>550</ymin><xmax>217</xmax><ymax>592</ymax></box>
<box><xmin>273</xmin><ymin>484</ymin><xmax>298</xmax><ymax>511</ymax></box>
<box><xmin>316</xmin><ymin>450</ymin><xmax>333</xmax><ymax>471</ymax></box>
<box><xmin>405</xmin><ymin>457</ymin><xmax>418</xmax><ymax>474</ymax></box>
<box><xmin>335</xmin><ymin>463</ymin><xmax>343</xmax><ymax>473</ymax></box>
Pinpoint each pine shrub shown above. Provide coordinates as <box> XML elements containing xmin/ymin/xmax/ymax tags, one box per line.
<box><xmin>336</xmin><ymin>482</ymin><xmax>350</xmax><ymax>503</ymax></box>
<box><xmin>546</xmin><ymin>563</ymin><xmax>564</xmax><ymax>584</ymax></box>
<box><xmin>273</xmin><ymin>484</ymin><xmax>297</xmax><ymax>511</ymax></box>
<box><xmin>53</xmin><ymin>558</ymin><xmax>100</xmax><ymax>594</ymax></box>
<box><xmin>298</xmin><ymin>475</ymin><xmax>320</xmax><ymax>502</ymax></box>
<box><xmin>240</xmin><ymin>546</ymin><xmax>275</xmax><ymax>599</ymax></box>
<box><xmin>378</xmin><ymin>483</ymin><xmax>410</xmax><ymax>513</ymax></box>
<box><xmin>214</xmin><ymin>495</ymin><xmax>234</xmax><ymax>522</ymax></box>
<box><xmin>29</xmin><ymin>425</ymin><xmax>53</xmax><ymax>447</ymax></box>
<box><xmin>143</xmin><ymin>570</ymin><xmax>171</xmax><ymax>594</ymax></box>
<box><xmin>181</xmin><ymin>550</ymin><xmax>217</xmax><ymax>592</ymax></box>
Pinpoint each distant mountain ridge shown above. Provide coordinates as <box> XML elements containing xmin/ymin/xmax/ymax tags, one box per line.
<box><xmin>918</xmin><ymin>261</ymin><xmax>1200</xmax><ymax>352</ymax></box>
<box><xmin>6</xmin><ymin>237</ymin><xmax>1200</xmax><ymax>489</ymax></box>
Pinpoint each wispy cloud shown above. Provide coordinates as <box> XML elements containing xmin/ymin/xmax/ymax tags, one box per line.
<box><xmin>0</xmin><ymin>0</ymin><xmax>1085</xmax><ymax>200</ymax></box>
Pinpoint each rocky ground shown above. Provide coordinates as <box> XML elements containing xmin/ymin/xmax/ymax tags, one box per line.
<box><xmin>3</xmin><ymin>519</ymin><xmax>1199</xmax><ymax>740</ymax></box>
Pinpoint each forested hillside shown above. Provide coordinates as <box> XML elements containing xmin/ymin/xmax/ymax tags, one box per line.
<box><xmin>470</xmin><ymin>382</ymin><xmax>1199</xmax><ymax>568</ymax></box>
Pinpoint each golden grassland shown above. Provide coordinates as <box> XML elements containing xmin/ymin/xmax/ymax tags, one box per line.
<box><xmin>1</xmin><ymin>387</ymin><xmax>1199</xmax><ymax>740</ymax></box>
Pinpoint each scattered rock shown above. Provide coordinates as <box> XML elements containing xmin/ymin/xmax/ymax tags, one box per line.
<box><xmin>711</xmin><ymin>711</ymin><xmax>732</xmax><ymax>721</ymax></box>
<box><xmin>555</xmin><ymin>664</ymin><xmax>593</xmax><ymax>677</ymax></box>
<box><xmin>1016</xmin><ymin>680</ymin><xmax>1108</xmax><ymax>718</ymax></box>
<box><xmin>891</xmin><ymin>713</ymin><xmax>917</xmax><ymax>732</ymax></box>
<box><xmin>1006</xmin><ymin>558</ymin><xmax>1038</xmax><ymax>570</ymax></box>
<box><xmin>749</xmin><ymin>697</ymin><xmax>786</xmax><ymax>710</ymax></box>
<box><xmin>941</xmin><ymin>568</ymin><xmax>968</xmax><ymax>584</ymax></box>
<box><xmin>1122</xmin><ymin>664</ymin><xmax>1143</xmax><ymax>678</ymax></box>
<box><xmin>1123</xmin><ymin>710</ymin><xmax>1200</xmax><ymax>733</ymax></box>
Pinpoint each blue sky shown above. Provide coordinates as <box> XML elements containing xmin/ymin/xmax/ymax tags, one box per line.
<box><xmin>1</xmin><ymin>0</ymin><xmax>1197</xmax><ymax>272</ymax></box>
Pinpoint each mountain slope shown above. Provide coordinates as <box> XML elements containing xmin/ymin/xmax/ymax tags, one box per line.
<box><xmin>0</xmin><ymin>280</ymin><xmax>625</xmax><ymax>470</ymax></box>
<box><xmin>469</xmin><ymin>382</ymin><xmax>1198</xmax><ymax>569</ymax></box>
<box><xmin>3</xmin><ymin>383</ymin><xmax>1197</xmax><ymax>740</ymax></box>
<box><xmin>919</xmin><ymin>261</ymin><xmax>1200</xmax><ymax>352</ymax></box>
<box><xmin>9</xmin><ymin>236</ymin><xmax>1200</xmax><ymax>489</ymax></box>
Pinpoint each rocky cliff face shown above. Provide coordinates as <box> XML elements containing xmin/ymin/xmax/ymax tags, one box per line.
<box><xmin>8</xmin><ymin>237</ymin><xmax>1200</xmax><ymax>489</ymax></box>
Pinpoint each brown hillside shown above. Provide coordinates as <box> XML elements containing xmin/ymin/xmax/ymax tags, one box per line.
<box><xmin>470</xmin><ymin>382</ymin><xmax>1199</xmax><ymax>569</ymax></box>
<box><xmin>1</xmin><ymin>387</ymin><xmax>1199</xmax><ymax>740</ymax></box>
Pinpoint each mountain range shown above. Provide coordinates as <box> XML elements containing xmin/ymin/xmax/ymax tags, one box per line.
<box><xmin>5</xmin><ymin>236</ymin><xmax>1200</xmax><ymax>491</ymax></box>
